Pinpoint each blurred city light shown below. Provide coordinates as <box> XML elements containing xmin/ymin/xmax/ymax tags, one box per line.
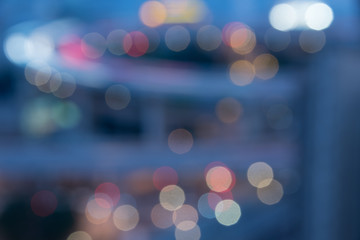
<box><xmin>0</xmin><ymin>0</ymin><xmax>357</xmax><ymax>239</ymax></box>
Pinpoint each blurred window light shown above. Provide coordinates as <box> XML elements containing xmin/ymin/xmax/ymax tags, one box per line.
<box><xmin>269</xmin><ymin>1</ymin><xmax>333</xmax><ymax>31</ymax></box>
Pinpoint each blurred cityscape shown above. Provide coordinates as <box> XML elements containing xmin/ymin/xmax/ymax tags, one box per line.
<box><xmin>0</xmin><ymin>0</ymin><xmax>359</xmax><ymax>240</ymax></box>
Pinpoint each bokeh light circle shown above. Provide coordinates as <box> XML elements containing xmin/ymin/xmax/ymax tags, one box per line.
<box><xmin>81</xmin><ymin>32</ymin><xmax>106</xmax><ymax>59</ymax></box>
<box><xmin>215</xmin><ymin>199</ymin><xmax>241</xmax><ymax>226</ymax></box>
<box><xmin>52</xmin><ymin>73</ymin><xmax>76</xmax><ymax>99</ymax></box>
<box><xmin>168</xmin><ymin>128</ymin><xmax>194</xmax><ymax>154</ymax></box>
<box><xmin>247</xmin><ymin>162</ymin><xmax>274</xmax><ymax>188</ymax></box>
<box><xmin>305</xmin><ymin>3</ymin><xmax>333</xmax><ymax>31</ymax></box>
<box><xmin>215</xmin><ymin>97</ymin><xmax>243</xmax><ymax>124</ymax></box>
<box><xmin>165</xmin><ymin>26</ymin><xmax>190</xmax><ymax>52</ymax></box>
<box><xmin>107</xmin><ymin>29</ymin><xmax>128</xmax><ymax>55</ymax></box>
<box><xmin>206</xmin><ymin>166</ymin><xmax>233</xmax><ymax>193</ymax></box>
<box><xmin>269</xmin><ymin>4</ymin><xmax>297</xmax><ymax>31</ymax></box>
<box><xmin>229</xmin><ymin>60</ymin><xmax>255</xmax><ymax>86</ymax></box>
<box><xmin>175</xmin><ymin>224</ymin><xmax>201</xmax><ymax>240</ymax></box>
<box><xmin>51</xmin><ymin>101</ymin><xmax>81</xmax><ymax>129</ymax></box>
<box><xmin>153</xmin><ymin>166</ymin><xmax>178</xmax><ymax>190</ymax></box>
<box><xmin>257</xmin><ymin>179</ymin><xmax>284</xmax><ymax>205</ymax></box>
<box><xmin>172</xmin><ymin>204</ymin><xmax>198</xmax><ymax>231</ymax></box>
<box><xmin>95</xmin><ymin>182</ymin><xmax>120</xmax><ymax>209</ymax></box>
<box><xmin>140</xmin><ymin>1</ymin><xmax>167</xmax><ymax>28</ymax></box>
<box><xmin>159</xmin><ymin>185</ymin><xmax>185</xmax><ymax>211</ymax></box>
<box><xmin>105</xmin><ymin>84</ymin><xmax>131</xmax><ymax>110</ymax></box>
<box><xmin>67</xmin><ymin>231</ymin><xmax>92</xmax><ymax>240</ymax></box>
<box><xmin>222</xmin><ymin>22</ymin><xmax>245</xmax><ymax>46</ymax></box>
<box><xmin>151</xmin><ymin>203</ymin><xmax>174</xmax><ymax>229</ymax></box>
<box><xmin>85</xmin><ymin>198</ymin><xmax>112</xmax><ymax>224</ymax></box>
<box><xmin>197</xmin><ymin>25</ymin><xmax>222</xmax><ymax>51</ymax></box>
<box><xmin>31</xmin><ymin>190</ymin><xmax>57</xmax><ymax>217</ymax></box>
<box><xmin>25</xmin><ymin>61</ymin><xmax>51</xmax><ymax>86</ymax></box>
<box><xmin>113</xmin><ymin>205</ymin><xmax>140</xmax><ymax>231</ymax></box>
<box><xmin>197</xmin><ymin>192</ymin><xmax>220</xmax><ymax>219</ymax></box>
<box><xmin>123</xmin><ymin>31</ymin><xmax>149</xmax><ymax>57</ymax></box>
<box><xmin>299</xmin><ymin>30</ymin><xmax>326</xmax><ymax>53</ymax></box>
<box><xmin>253</xmin><ymin>54</ymin><xmax>279</xmax><ymax>80</ymax></box>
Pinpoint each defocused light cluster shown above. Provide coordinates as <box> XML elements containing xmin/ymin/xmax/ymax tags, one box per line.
<box><xmin>0</xmin><ymin>0</ymin><xmax>311</xmax><ymax>238</ymax></box>
<box><xmin>247</xmin><ymin>162</ymin><xmax>284</xmax><ymax>205</ymax></box>
<box><xmin>28</xmin><ymin>159</ymin><xmax>285</xmax><ymax>239</ymax></box>
<box><xmin>269</xmin><ymin>1</ymin><xmax>333</xmax><ymax>31</ymax></box>
<box><xmin>21</xmin><ymin>97</ymin><xmax>81</xmax><ymax>136</ymax></box>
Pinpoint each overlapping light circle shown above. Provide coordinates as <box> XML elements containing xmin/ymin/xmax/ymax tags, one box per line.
<box><xmin>172</xmin><ymin>204</ymin><xmax>198</xmax><ymax>231</ymax></box>
<box><xmin>159</xmin><ymin>185</ymin><xmax>185</xmax><ymax>211</ymax></box>
<box><xmin>229</xmin><ymin>60</ymin><xmax>255</xmax><ymax>86</ymax></box>
<box><xmin>215</xmin><ymin>97</ymin><xmax>243</xmax><ymax>124</ymax></box>
<box><xmin>257</xmin><ymin>179</ymin><xmax>284</xmax><ymax>205</ymax></box>
<box><xmin>140</xmin><ymin>1</ymin><xmax>167</xmax><ymax>28</ymax></box>
<box><xmin>85</xmin><ymin>198</ymin><xmax>112</xmax><ymax>224</ymax></box>
<box><xmin>113</xmin><ymin>205</ymin><xmax>140</xmax><ymax>231</ymax></box>
<box><xmin>151</xmin><ymin>203</ymin><xmax>174</xmax><ymax>229</ymax></box>
<box><xmin>247</xmin><ymin>162</ymin><xmax>274</xmax><ymax>188</ymax></box>
<box><xmin>215</xmin><ymin>199</ymin><xmax>241</xmax><ymax>226</ymax></box>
